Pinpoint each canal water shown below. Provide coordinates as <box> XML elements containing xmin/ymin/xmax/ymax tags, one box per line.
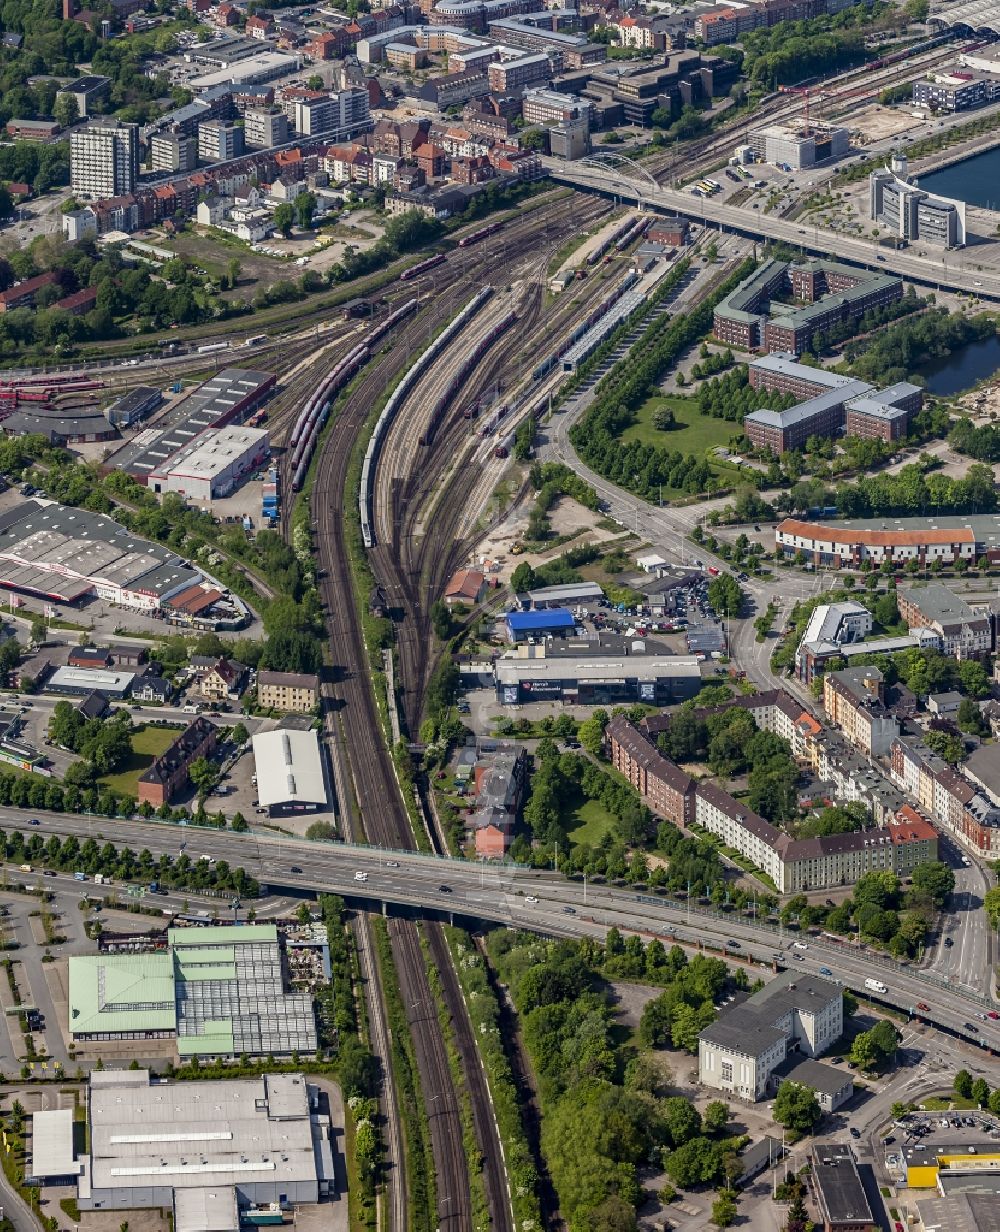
<box><xmin>917</xmin><ymin>145</ymin><xmax>1000</xmax><ymax>210</ymax></box>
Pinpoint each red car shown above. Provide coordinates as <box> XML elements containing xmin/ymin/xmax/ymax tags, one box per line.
<box><xmin>988</xmin><ymin>1011</ymin><xmax>1000</xmax><ymax>1021</ymax></box>
<box><xmin>916</xmin><ymin>1002</ymin><xmax>930</xmax><ymax>1013</ymax></box>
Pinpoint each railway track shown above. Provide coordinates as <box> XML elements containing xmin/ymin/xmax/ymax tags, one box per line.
<box><xmin>311</xmin><ymin>237</ymin><xmax>558</xmax><ymax>1232</ymax></box>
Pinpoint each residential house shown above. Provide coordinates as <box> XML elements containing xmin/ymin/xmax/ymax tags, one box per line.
<box><xmin>196</xmin><ymin>658</ymin><xmax>249</xmax><ymax>704</ymax></box>
<box><xmin>257</xmin><ymin>670</ymin><xmax>319</xmax><ymax>713</ymax></box>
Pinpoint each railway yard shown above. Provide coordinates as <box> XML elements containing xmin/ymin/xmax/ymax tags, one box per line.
<box><xmin>11</xmin><ymin>28</ymin><xmax>1000</xmax><ymax>1223</ymax></box>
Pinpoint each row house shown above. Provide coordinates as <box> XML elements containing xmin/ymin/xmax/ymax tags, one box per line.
<box><xmin>324</xmin><ymin>144</ymin><xmax>373</xmax><ymax>184</ymax></box>
<box><xmin>822</xmin><ymin>666</ymin><xmax>900</xmax><ymax>758</ymax></box>
<box><xmin>890</xmin><ymin>733</ymin><xmax>1000</xmax><ymax>855</ymax></box>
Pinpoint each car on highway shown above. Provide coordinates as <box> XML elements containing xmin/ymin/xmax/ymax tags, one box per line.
<box><xmin>387</xmin><ymin>860</ymin><xmax>399</xmax><ymax>869</ymax></box>
<box><xmin>792</xmin><ymin>941</ymin><xmax>808</xmax><ymax>950</ymax></box>
<box><xmin>354</xmin><ymin>871</ymin><xmax>368</xmax><ymax>882</ymax></box>
<box><xmin>439</xmin><ymin>884</ymin><xmax>452</xmax><ymax>893</ymax></box>
<box><xmin>29</xmin><ymin>818</ymin><xmax>39</xmax><ymax>826</ymax></box>
<box><xmin>792</xmin><ymin>953</ymin><xmax>805</xmax><ymax>961</ymax></box>
<box><xmin>726</xmin><ymin>939</ymin><xmax>741</xmax><ymax>948</ymax></box>
<box><xmin>988</xmin><ymin>1011</ymin><xmax>1000</xmax><ymax>1020</ymax></box>
<box><xmin>525</xmin><ymin>896</ymin><xmax>539</xmax><ymax>904</ymax></box>
<box><xmin>563</xmin><ymin>905</ymin><xmax>576</xmax><ymax>914</ymax></box>
<box><xmin>818</xmin><ymin>967</ymin><xmax>833</xmax><ymax>977</ymax></box>
<box><xmin>944</xmin><ymin>937</ymin><xmax>954</xmax><ymax>947</ymax></box>
<box><xmin>290</xmin><ymin>866</ymin><xmax>302</xmax><ymax>874</ymax></box>
<box><xmin>849</xmin><ymin>1127</ymin><xmax>861</xmax><ymax>1139</ymax></box>
<box><xmin>964</xmin><ymin>1022</ymin><xmax>980</xmax><ymax>1033</ymax></box>
<box><xmin>916</xmin><ymin>1002</ymin><xmax>930</xmax><ymax>1012</ymax></box>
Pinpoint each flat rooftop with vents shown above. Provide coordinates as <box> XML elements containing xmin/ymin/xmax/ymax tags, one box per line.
<box><xmin>251</xmin><ymin>727</ymin><xmax>327</xmax><ymax>815</ymax></box>
<box><xmin>77</xmin><ymin>1068</ymin><xmax>336</xmax><ymax>1230</ymax></box>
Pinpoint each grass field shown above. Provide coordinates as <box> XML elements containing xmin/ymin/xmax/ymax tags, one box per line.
<box><xmin>622</xmin><ymin>395</ymin><xmax>737</xmax><ymax>455</ymax></box>
<box><xmin>98</xmin><ymin>727</ymin><xmax>178</xmax><ymax>797</ymax></box>
<box><xmin>565</xmin><ymin>797</ymin><xmax>618</xmax><ymax>847</ymax></box>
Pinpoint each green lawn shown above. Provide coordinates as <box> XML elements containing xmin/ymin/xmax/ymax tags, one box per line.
<box><xmin>98</xmin><ymin>727</ymin><xmax>178</xmax><ymax>796</ymax></box>
<box><xmin>622</xmin><ymin>394</ymin><xmax>737</xmax><ymax>456</ymax></box>
<box><xmin>565</xmin><ymin>797</ymin><xmax>618</xmax><ymax>847</ymax></box>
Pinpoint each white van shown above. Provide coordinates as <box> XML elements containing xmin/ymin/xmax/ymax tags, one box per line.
<box><xmin>354</xmin><ymin>870</ymin><xmax>368</xmax><ymax>882</ymax></box>
<box><xmin>792</xmin><ymin>941</ymin><xmax>808</xmax><ymax>951</ymax></box>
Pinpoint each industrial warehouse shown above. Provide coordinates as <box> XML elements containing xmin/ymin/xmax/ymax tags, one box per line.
<box><xmin>46</xmin><ymin>1068</ymin><xmax>337</xmax><ymax>1231</ymax></box>
<box><xmin>495</xmin><ymin>653</ymin><xmax>703</xmax><ymax>705</ymax></box>
<box><xmin>68</xmin><ymin>924</ymin><xmax>318</xmax><ymax>1057</ymax></box>
<box><xmin>0</xmin><ymin>499</ymin><xmax>202</xmax><ymax>610</ymax></box>
<box><xmin>251</xmin><ymin>727</ymin><xmax>329</xmax><ymax>816</ymax></box>
<box><xmin>104</xmin><ymin>368</ymin><xmax>275</xmax><ymax>488</ymax></box>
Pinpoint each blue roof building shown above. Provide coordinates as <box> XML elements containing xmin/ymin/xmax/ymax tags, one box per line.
<box><xmin>505</xmin><ymin>608</ymin><xmax>575</xmax><ymax>642</ymax></box>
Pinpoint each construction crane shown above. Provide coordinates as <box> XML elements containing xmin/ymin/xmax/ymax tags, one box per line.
<box><xmin>777</xmin><ymin>84</ymin><xmax>821</xmax><ymax>133</ymax></box>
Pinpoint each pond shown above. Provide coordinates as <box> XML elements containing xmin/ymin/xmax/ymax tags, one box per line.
<box><xmin>920</xmin><ymin>334</ymin><xmax>1000</xmax><ymax>396</ymax></box>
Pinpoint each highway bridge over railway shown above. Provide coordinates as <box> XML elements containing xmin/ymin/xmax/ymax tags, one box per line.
<box><xmin>549</xmin><ymin>155</ymin><xmax>1000</xmax><ymax>301</ymax></box>
<box><xmin>9</xmin><ymin>808</ymin><xmax>999</xmax><ymax>1055</ymax></box>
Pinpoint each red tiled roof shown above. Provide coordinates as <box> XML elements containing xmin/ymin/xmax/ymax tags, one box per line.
<box><xmin>777</xmin><ymin>519</ymin><xmax>976</xmax><ymax>548</ymax></box>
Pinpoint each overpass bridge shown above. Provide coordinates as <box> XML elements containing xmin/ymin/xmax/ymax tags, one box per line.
<box><xmin>548</xmin><ymin>155</ymin><xmax>1000</xmax><ymax>301</ymax></box>
<box><xmin>9</xmin><ymin>807</ymin><xmax>998</xmax><ymax>1056</ymax></box>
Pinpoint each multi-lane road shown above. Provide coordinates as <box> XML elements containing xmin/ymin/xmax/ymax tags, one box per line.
<box><xmin>547</xmin><ymin>158</ymin><xmax>1000</xmax><ymax>300</ymax></box>
<box><xmin>8</xmin><ymin>808</ymin><xmax>999</xmax><ymax>1049</ymax></box>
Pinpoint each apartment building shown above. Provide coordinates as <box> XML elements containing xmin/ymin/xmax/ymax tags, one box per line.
<box><xmin>699</xmin><ymin>971</ymin><xmax>843</xmax><ymax>1102</ymax></box>
<box><xmin>198</xmin><ymin>120</ymin><xmax>245</xmax><ymax>163</ymax></box>
<box><xmin>150</xmin><ymin>129</ymin><xmax>199</xmax><ymax>173</ymax></box>
<box><xmin>607</xmin><ymin>714</ymin><xmax>693</xmax><ymax>826</ymax></box>
<box><xmin>823</xmin><ymin>667</ymin><xmax>900</xmax><ymax>758</ymax></box>
<box><xmin>895</xmin><ymin>585</ymin><xmax>992</xmax><ymax>660</ymax></box>
<box><xmin>70</xmin><ymin>121</ymin><xmax>139</xmax><ymax>199</ymax></box>
<box><xmin>0</xmin><ymin>272</ymin><xmax>59</xmax><ymax>313</ymax></box>
<box><xmin>694</xmin><ymin>781</ymin><xmax>786</xmax><ymax>887</ymax></box>
<box><xmin>257</xmin><ymin>670</ymin><xmax>320</xmax><ymax>713</ymax></box>
<box><xmin>244</xmin><ymin>107</ymin><xmax>289</xmax><ymax>148</ymax></box>
<box><xmin>197</xmin><ymin>657</ymin><xmax>250</xmax><ymax>703</ymax></box>
<box><xmin>295</xmin><ymin>88</ymin><xmax>371</xmax><ymax>140</ymax></box>
<box><xmin>774</xmin><ymin>519</ymin><xmax>979</xmax><ymax>569</ymax></box>
<box><xmin>137</xmin><ymin>717</ymin><xmax>218</xmax><ymax>807</ymax></box>
<box><xmin>714</xmin><ymin>259</ymin><xmax>902</xmax><ymax>355</ymax></box>
<box><xmin>487</xmin><ymin>53</ymin><xmax>552</xmax><ymax>92</ymax></box>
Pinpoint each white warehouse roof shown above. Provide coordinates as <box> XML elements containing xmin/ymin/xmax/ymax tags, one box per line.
<box><xmin>152</xmin><ymin>426</ymin><xmax>269</xmax><ymax>484</ymax></box>
<box><xmin>30</xmin><ymin>1108</ymin><xmax>79</xmax><ymax>1180</ymax></box>
<box><xmin>251</xmin><ymin>727</ymin><xmax>326</xmax><ymax>809</ymax></box>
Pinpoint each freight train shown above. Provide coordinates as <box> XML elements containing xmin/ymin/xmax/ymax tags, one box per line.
<box><xmin>288</xmin><ymin>298</ymin><xmax>419</xmax><ymax>491</ymax></box>
<box><xmin>419</xmin><ymin>307</ymin><xmax>516</xmax><ymax>447</ymax></box>
<box><xmin>359</xmin><ymin>287</ymin><xmax>494</xmax><ymax>549</ymax></box>
<box><xmin>586</xmin><ymin>215</ymin><xmax>641</xmax><ymax>267</ymax></box>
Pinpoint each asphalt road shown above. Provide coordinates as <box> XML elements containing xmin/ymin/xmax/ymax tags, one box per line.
<box><xmin>4</xmin><ymin>808</ymin><xmax>997</xmax><ymax>1051</ymax></box>
<box><xmin>547</xmin><ymin>158</ymin><xmax>1000</xmax><ymax>300</ymax></box>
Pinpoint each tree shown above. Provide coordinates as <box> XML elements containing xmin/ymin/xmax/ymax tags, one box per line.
<box><xmin>954</xmin><ymin>1069</ymin><xmax>974</xmax><ymax>1099</ymax></box>
<box><xmin>703</xmin><ymin>1100</ymin><xmax>729</xmax><ymax>1136</ymax></box>
<box><xmin>850</xmin><ymin>1019</ymin><xmax>900</xmax><ymax>1073</ymax></box>
<box><xmin>230</xmin><ymin>722</ymin><xmax>249</xmax><ymax>747</ymax></box>
<box><xmin>295</xmin><ymin>191</ymin><xmax>317</xmax><ymax>230</ymax></box>
<box><xmin>29</xmin><ymin>613</ymin><xmax>46</xmax><ymax>645</ymax></box>
<box><xmin>908</xmin><ymin>861</ymin><xmax>955</xmax><ymax>907</ymax></box>
<box><xmin>54</xmin><ymin>93</ymin><xmax>79</xmax><ymax>129</ymax></box>
<box><xmin>873</xmin><ymin>592</ymin><xmax>899</xmax><ymax>628</ymax></box>
<box><xmin>663</xmin><ymin>1137</ymin><xmax>725</xmax><ymax>1188</ymax></box>
<box><xmin>430</xmin><ymin>600</ymin><xmax>453</xmax><ymax>641</ymax></box>
<box><xmin>958</xmin><ymin>698</ymin><xmax>988</xmax><ymax>736</ymax></box>
<box><xmin>663</xmin><ymin>1096</ymin><xmax>702</xmax><ymax>1147</ymax></box>
<box><xmin>188</xmin><ymin>757</ymin><xmax>218</xmax><ymax>797</ymax></box>
<box><xmin>985</xmin><ymin>886</ymin><xmax>1000</xmax><ymax>930</ymax></box>
<box><xmin>772</xmin><ymin>1081</ymin><xmax>821</xmax><ymax>1140</ymax></box>
<box><xmin>707</xmin><ymin>575</ymin><xmax>742</xmax><ymax>618</ymax></box>
<box><xmin>711</xmin><ymin>1193</ymin><xmax>737</xmax><ymax>1228</ymax></box>
<box><xmin>306</xmin><ymin>821</ymin><xmax>336</xmax><ymax>841</ymax></box>
<box><xmin>274</xmin><ymin>202</ymin><xmax>294</xmax><ymax>237</ymax></box>
<box><xmin>971</xmin><ymin>1077</ymin><xmax>990</xmax><ymax>1108</ymax></box>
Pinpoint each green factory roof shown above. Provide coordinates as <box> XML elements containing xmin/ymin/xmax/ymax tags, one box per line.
<box><xmin>69</xmin><ymin>954</ymin><xmax>176</xmax><ymax>1036</ymax></box>
<box><xmin>177</xmin><ymin>1019</ymin><xmax>236</xmax><ymax>1056</ymax></box>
